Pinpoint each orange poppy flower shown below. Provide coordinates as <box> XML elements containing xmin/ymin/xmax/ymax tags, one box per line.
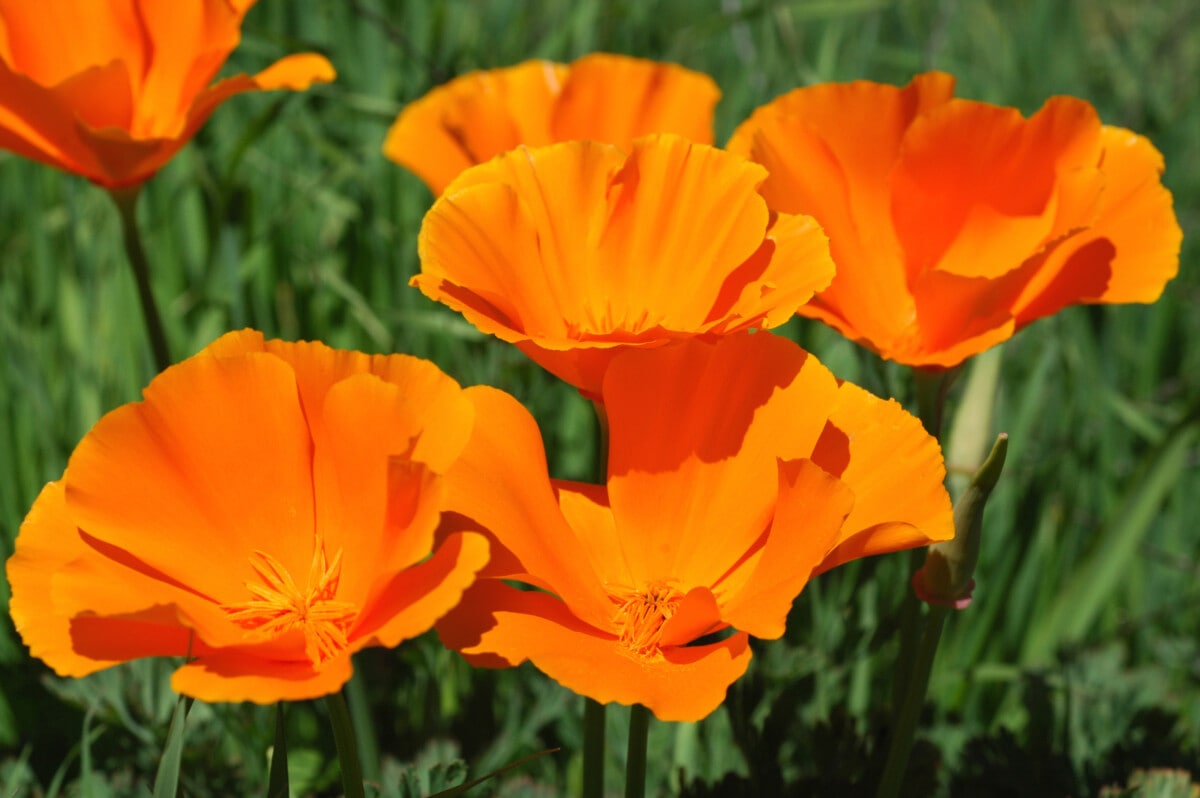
<box><xmin>6</xmin><ymin>330</ymin><xmax>489</xmax><ymax>703</ymax></box>
<box><xmin>728</xmin><ymin>71</ymin><xmax>1182</xmax><ymax>368</ymax></box>
<box><xmin>436</xmin><ymin>333</ymin><xmax>953</xmax><ymax>721</ymax></box>
<box><xmin>383</xmin><ymin>52</ymin><xmax>720</xmax><ymax>196</ymax></box>
<box><xmin>415</xmin><ymin>134</ymin><xmax>837</xmax><ymax>398</ymax></box>
<box><xmin>0</xmin><ymin>0</ymin><xmax>335</xmax><ymax>188</ymax></box>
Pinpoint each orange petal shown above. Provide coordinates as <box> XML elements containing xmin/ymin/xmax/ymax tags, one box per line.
<box><xmin>382</xmin><ymin>59</ymin><xmax>565</xmax><ymax>195</ymax></box>
<box><xmin>551</xmin><ymin>53</ymin><xmax>718</xmax><ymax>147</ymax></box>
<box><xmin>440</xmin><ymin>386</ymin><xmax>613</xmax><ymax>629</ymax></box>
<box><xmin>355</xmin><ymin>531</ymin><xmax>490</xmax><ymax>648</ymax></box>
<box><xmin>891</xmin><ymin>95</ymin><xmax>1103</xmax><ymax>281</ymax></box>
<box><xmin>63</xmin><ymin>349</ymin><xmax>317</xmax><ymax>604</ymax></box>
<box><xmin>417</xmin><ymin>135</ymin><xmax>823</xmax><ymax>396</ymax></box>
<box><xmin>312</xmin><ymin>370</ymin><xmax>471</xmax><ymax>605</ymax></box>
<box><xmin>1013</xmin><ymin>126</ymin><xmax>1180</xmax><ymax>322</ymax></box>
<box><xmin>719</xmin><ymin>459</ymin><xmax>854</xmax><ymax>639</ymax></box>
<box><xmin>658</xmin><ymin>586</ymin><xmax>722</xmax><ymax>647</ymax></box>
<box><xmin>6</xmin><ymin>482</ymin><xmax>119</xmax><ymax>677</ymax></box>
<box><xmin>728</xmin><ymin>76</ymin><xmax>949</xmax><ymax>354</ymax></box>
<box><xmin>0</xmin><ymin>0</ymin><xmax>144</xmax><ymax>85</ymax></box>
<box><xmin>603</xmin><ymin>333</ymin><xmax>840</xmax><ymax>588</ymax></box>
<box><xmin>171</xmin><ymin>647</ymin><xmax>354</xmax><ymax>704</ymax></box>
<box><xmin>438</xmin><ymin>580</ymin><xmax>751</xmax><ymax>722</ymax></box>
<box><xmin>814</xmin><ymin>382</ymin><xmax>954</xmax><ymax>574</ymax></box>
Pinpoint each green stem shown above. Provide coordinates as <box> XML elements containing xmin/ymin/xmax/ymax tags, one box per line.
<box><xmin>890</xmin><ymin>550</ymin><xmax>925</xmax><ymax>709</ymax></box>
<box><xmin>326</xmin><ymin>691</ymin><xmax>365</xmax><ymax>798</ymax></box>
<box><xmin>267</xmin><ymin>702</ymin><xmax>289</xmax><ymax>798</ymax></box>
<box><xmin>912</xmin><ymin>367</ymin><xmax>956</xmax><ymax>439</ymax></box>
<box><xmin>583</xmin><ymin>697</ymin><xmax>606</xmax><ymax>798</ymax></box>
<box><xmin>110</xmin><ymin>186</ymin><xmax>172</xmax><ymax>373</ymax></box>
<box><xmin>583</xmin><ymin>399</ymin><xmax>611</xmax><ymax>798</ymax></box>
<box><xmin>345</xmin><ymin>667</ymin><xmax>381</xmax><ymax>784</ymax></box>
<box><xmin>625</xmin><ymin>704</ymin><xmax>651</xmax><ymax>798</ymax></box>
<box><xmin>876</xmin><ymin>605</ymin><xmax>949</xmax><ymax>798</ymax></box>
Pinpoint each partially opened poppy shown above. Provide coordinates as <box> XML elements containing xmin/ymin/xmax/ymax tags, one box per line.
<box><xmin>727</xmin><ymin>71</ymin><xmax>1182</xmax><ymax>368</ymax></box>
<box><xmin>0</xmin><ymin>0</ymin><xmax>336</xmax><ymax>188</ymax></box>
<box><xmin>382</xmin><ymin>52</ymin><xmax>719</xmax><ymax>195</ymax></box>
<box><xmin>6</xmin><ymin>330</ymin><xmax>489</xmax><ymax>703</ymax></box>
<box><xmin>415</xmin><ymin>133</ymin><xmax>837</xmax><ymax>398</ymax></box>
<box><xmin>436</xmin><ymin>332</ymin><xmax>954</xmax><ymax>721</ymax></box>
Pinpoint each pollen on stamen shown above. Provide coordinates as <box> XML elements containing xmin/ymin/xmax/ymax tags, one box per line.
<box><xmin>611</xmin><ymin>581</ymin><xmax>685</xmax><ymax>657</ymax></box>
<box><xmin>221</xmin><ymin>538</ymin><xmax>358</xmax><ymax>668</ymax></box>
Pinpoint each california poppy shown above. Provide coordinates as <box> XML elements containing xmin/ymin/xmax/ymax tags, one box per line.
<box><xmin>6</xmin><ymin>330</ymin><xmax>488</xmax><ymax>703</ymax></box>
<box><xmin>383</xmin><ymin>52</ymin><xmax>720</xmax><ymax>196</ymax></box>
<box><xmin>0</xmin><ymin>0</ymin><xmax>335</xmax><ymax>188</ymax></box>
<box><xmin>415</xmin><ymin>134</ymin><xmax>836</xmax><ymax>398</ymax></box>
<box><xmin>436</xmin><ymin>333</ymin><xmax>954</xmax><ymax>721</ymax></box>
<box><xmin>728</xmin><ymin>72</ymin><xmax>1181</xmax><ymax>368</ymax></box>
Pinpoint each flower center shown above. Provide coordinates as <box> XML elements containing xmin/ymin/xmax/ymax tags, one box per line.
<box><xmin>221</xmin><ymin>538</ymin><xmax>358</xmax><ymax>669</ymax></box>
<box><xmin>611</xmin><ymin>581</ymin><xmax>685</xmax><ymax>657</ymax></box>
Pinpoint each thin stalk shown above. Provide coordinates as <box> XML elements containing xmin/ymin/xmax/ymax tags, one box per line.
<box><xmin>266</xmin><ymin>702</ymin><xmax>289</xmax><ymax>798</ymax></box>
<box><xmin>110</xmin><ymin>186</ymin><xmax>171</xmax><ymax>373</ymax></box>
<box><xmin>876</xmin><ymin>605</ymin><xmax>949</xmax><ymax>798</ymax></box>
<box><xmin>625</xmin><ymin>704</ymin><xmax>651</xmax><ymax>798</ymax></box>
<box><xmin>583</xmin><ymin>697</ymin><xmax>607</xmax><ymax>798</ymax></box>
<box><xmin>583</xmin><ymin>399</ymin><xmax>611</xmax><ymax>798</ymax></box>
<box><xmin>326</xmin><ymin>691</ymin><xmax>365</xmax><ymax>798</ymax></box>
<box><xmin>892</xmin><ymin>368</ymin><xmax>955</xmax><ymax>702</ymax></box>
<box><xmin>345</xmin><ymin>667</ymin><xmax>381</xmax><ymax>784</ymax></box>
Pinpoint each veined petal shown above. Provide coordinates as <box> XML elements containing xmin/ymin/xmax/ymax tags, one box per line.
<box><xmin>551</xmin><ymin>52</ymin><xmax>718</xmax><ymax>146</ymax></box>
<box><xmin>417</xmin><ymin>135</ymin><xmax>831</xmax><ymax>396</ymax></box>
<box><xmin>383</xmin><ymin>59</ymin><xmax>566</xmax><ymax>195</ymax></box>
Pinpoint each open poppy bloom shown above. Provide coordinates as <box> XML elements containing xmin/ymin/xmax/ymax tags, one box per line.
<box><xmin>727</xmin><ymin>71</ymin><xmax>1182</xmax><ymax>368</ymax></box>
<box><xmin>0</xmin><ymin>0</ymin><xmax>335</xmax><ymax>188</ymax></box>
<box><xmin>6</xmin><ymin>330</ymin><xmax>489</xmax><ymax>703</ymax></box>
<box><xmin>415</xmin><ymin>134</ymin><xmax>837</xmax><ymax>398</ymax></box>
<box><xmin>382</xmin><ymin>52</ymin><xmax>719</xmax><ymax>196</ymax></box>
<box><xmin>436</xmin><ymin>333</ymin><xmax>954</xmax><ymax>721</ymax></box>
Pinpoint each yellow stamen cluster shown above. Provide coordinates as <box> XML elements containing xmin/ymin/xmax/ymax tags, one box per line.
<box><xmin>222</xmin><ymin>538</ymin><xmax>358</xmax><ymax>668</ymax></box>
<box><xmin>611</xmin><ymin>581</ymin><xmax>684</xmax><ymax>657</ymax></box>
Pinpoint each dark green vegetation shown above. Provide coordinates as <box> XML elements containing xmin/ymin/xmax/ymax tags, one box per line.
<box><xmin>1</xmin><ymin>0</ymin><xmax>1197</xmax><ymax>794</ymax></box>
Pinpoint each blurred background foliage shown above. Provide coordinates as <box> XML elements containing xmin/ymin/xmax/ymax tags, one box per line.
<box><xmin>0</xmin><ymin>0</ymin><xmax>1197</xmax><ymax>795</ymax></box>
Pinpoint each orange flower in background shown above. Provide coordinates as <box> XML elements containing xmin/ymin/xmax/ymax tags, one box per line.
<box><xmin>383</xmin><ymin>53</ymin><xmax>719</xmax><ymax>196</ymax></box>
<box><xmin>436</xmin><ymin>333</ymin><xmax>953</xmax><ymax>721</ymax></box>
<box><xmin>0</xmin><ymin>0</ymin><xmax>335</xmax><ymax>188</ymax></box>
<box><xmin>728</xmin><ymin>71</ymin><xmax>1182</xmax><ymax>368</ymax></box>
<box><xmin>6</xmin><ymin>330</ymin><xmax>488</xmax><ymax>703</ymax></box>
<box><xmin>415</xmin><ymin>134</ymin><xmax>836</xmax><ymax>398</ymax></box>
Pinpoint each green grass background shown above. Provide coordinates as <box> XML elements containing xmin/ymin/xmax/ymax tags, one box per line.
<box><xmin>0</xmin><ymin>0</ymin><xmax>1197</xmax><ymax>794</ymax></box>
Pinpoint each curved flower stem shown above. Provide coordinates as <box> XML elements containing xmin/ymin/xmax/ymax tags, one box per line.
<box><xmin>326</xmin><ymin>691</ymin><xmax>365</xmax><ymax>798</ymax></box>
<box><xmin>110</xmin><ymin>186</ymin><xmax>172</xmax><ymax>373</ymax></box>
<box><xmin>876</xmin><ymin>605</ymin><xmax>949</xmax><ymax>798</ymax></box>
<box><xmin>625</xmin><ymin>704</ymin><xmax>651</xmax><ymax>798</ymax></box>
<box><xmin>583</xmin><ymin>697</ymin><xmax>607</xmax><ymax>798</ymax></box>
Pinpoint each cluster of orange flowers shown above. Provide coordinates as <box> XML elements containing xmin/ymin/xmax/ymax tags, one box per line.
<box><xmin>2</xmin><ymin>6</ymin><xmax>1180</xmax><ymax>726</ymax></box>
